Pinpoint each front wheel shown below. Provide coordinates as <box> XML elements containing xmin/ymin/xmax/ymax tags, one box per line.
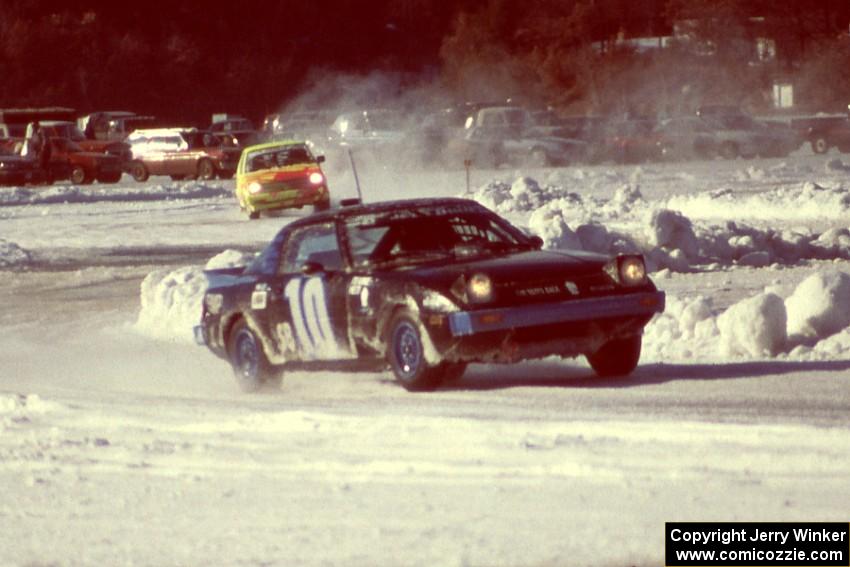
<box><xmin>227</xmin><ymin>319</ymin><xmax>280</xmax><ymax>392</ymax></box>
<box><xmin>197</xmin><ymin>158</ymin><xmax>216</xmax><ymax>180</ymax></box>
<box><xmin>386</xmin><ymin>312</ymin><xmax>444</xmax><ymax>392</ymax></box>
<box><xmin>586</xmin><ymin>335</ymin><xmax>642</xmax><ymax>378</ymax></box>
<box><xmin>130</xmin><ymin>161</ymin><xmax>149</xmax><ymax>182</ymax></box>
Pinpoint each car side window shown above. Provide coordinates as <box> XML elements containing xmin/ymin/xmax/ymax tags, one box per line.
<box><xmin>280</xmin><ymin>223</ymin><xmax>343</xmax><ymax>274</ymax></box>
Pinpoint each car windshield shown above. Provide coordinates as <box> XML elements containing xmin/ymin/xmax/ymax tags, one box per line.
<box><xmin>246</xmin><ymin>145</ymin><xmax>314</xmax><ymax>172</ymax></box>
<box><xmin>344</xmin><ymin>204</ymin><xmax>530</xmax><ymax>268</ymax></box>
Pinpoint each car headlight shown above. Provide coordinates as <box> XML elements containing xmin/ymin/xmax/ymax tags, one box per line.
<box><xmin>309</xmin><ymin>172</ymin><xmax>324</xmax><ymax>185</ymax></box>
<box><xmin>605</xmin><ymin>255</ymin><xmax>647</xmax><ymax>286</ymax></box>
<box><xmin>468</xmin><ymin>273</ymin><xmax>493</xmax><ymax>302</ymax></box>
<box><xmin>248</xmin><ymin>181</ymin><xmax>263</xmax><ymax>194</ymax></box>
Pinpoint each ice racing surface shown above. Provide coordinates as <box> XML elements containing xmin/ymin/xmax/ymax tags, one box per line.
<box><xmin>2</xmin><ymin>153</ymin><xmax>850</xmax><ymax>566</ymax></box>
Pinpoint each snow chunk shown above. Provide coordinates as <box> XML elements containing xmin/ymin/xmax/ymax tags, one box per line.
<box><xmin>785</xmin><ymin>271</ymin><xmax>850</xmax><ymax>344</ymax></box>
<box><xmin>136</xmin><ymin>249</ymin><xmax>254</xmax><ymax>343</ymax></box>
<box><xmin>528</xmin><ymin>204</ymin><xmax>581</xmax><ymax>250</ymax></box>
<box><xmin>717</xmin><ymin>293</ymin><xmax>787</xmax><ymax>358</ymax></box>
<box><xmin>646</xmin><ymin>209</ymin><xmax>698</xmax><ymax>260</ymax></box>
<box><xmin>0</xmin><ymin>238</ymin><xmax>31</xmax><ymax>267</ymax></box>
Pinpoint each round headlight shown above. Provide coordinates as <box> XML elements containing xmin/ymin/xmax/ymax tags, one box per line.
<box><xmin>309</xmin><ymin>172</ymin><xmax>324</xmax><ymax>185</ymax></box>
<box><xmin>620</xmin><ymin>257</ymin><xmax>647</xmax><ymax>285</ymax></box>
<box><xmin>468</xmin><ymin>273</ymin><xmax>493</xmax><ymax>302</ymax></box>
<box><xmin>248</xmin><ymin>181</ymin><xmax>263</xmax><ymax>194</ymax></box>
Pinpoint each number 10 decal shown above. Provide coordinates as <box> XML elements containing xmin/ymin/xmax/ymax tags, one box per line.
<box><xmin>284</xmin><ymin>277</ymin><xmax>340</xmax><ymax>358</ymax></box>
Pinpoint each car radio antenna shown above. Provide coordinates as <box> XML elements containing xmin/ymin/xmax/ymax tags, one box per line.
<box><xmin>347</xmin><ymin>148</ymin><xmax>363</xmax><ymax>202</ymax></box>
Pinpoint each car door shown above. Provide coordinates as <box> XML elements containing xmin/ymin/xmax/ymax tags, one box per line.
<box><xmin>267</xmin><ymin>221</ymin><xmax>353</xmax><ymax>361</ymax></box>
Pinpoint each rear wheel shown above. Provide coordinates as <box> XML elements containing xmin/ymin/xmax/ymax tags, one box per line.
<box><xmin>69</xmin><ymin>165</ymin><xmax>87</xmax><ymax>185</ymax></box>
<box><xmin>386</xmin><ymin>311</ymin><xmax>445</xmax><ymax>392</ymax></box>
<box><xmin>811</xmin><ymin>136</ymin><xmax>829</xmax><ymax>154</ymax></box>
<box><xmin>130</xmin><ymin>161</ymin><xmax>149</xmax><ymax>182</ymax></box>
<box><xmin>197</xmin><ymin>158</ymin><xmax>216</xmax><ymax>180</ymax></box>
<box><xmin>227</xmin><ymin>319</ymin><xmax>280</xmax><ymax>392</ymax></box>
<box><xmin>586</xmin><ymin>335</ymin><xmax>642</xmax><ymax>378</ymax></box>
<box><xmin>248</xmin><ymin>211</ymin><xmax>260</xmax><ymax>220</ymax></box>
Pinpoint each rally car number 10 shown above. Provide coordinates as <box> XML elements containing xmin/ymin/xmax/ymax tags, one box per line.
<box><xmin>194</xmin><ymin>198</ymin><xmax>665</xmax><ymax>392</ymax></box>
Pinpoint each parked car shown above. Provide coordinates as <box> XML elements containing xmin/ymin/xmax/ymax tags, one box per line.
<box><xmin>126</xmin><ymin>128</ymin><xmax>242</xmax><ymax>182</ymax></box>
<box><xmin>209</xmin><ymin>114</ymin><xmax>260</xmax><ymax>147</ymax></box>
<box><xmin>46</xmin><ymin>137</ymin><xmax>124</xmax><ymax>184</ymax></box>
<box><xmin>705</xmin><ymin>114</ymin><xmax>800</xmax><ymax>159</ymax></box>
<box><xmin>328</xmin><ymin>109</ymin><xmax>409</xmax><ymax>152</ymax></box>
<box><xmin>0</xmin><ymin>149</ymin><xmax>50</xmax><ymax>186</ymax></box>
<box><xmin>452</xmin><ymin>125</ymin><xmax>587</xmax><ymax>168</ymax></box>
<box><xmin>597</xmin><ymin>119</ymin><xmax>662</xmax><ymax>163</ymax></box>
<box><xmin>77</xmin><ymin>111</ymin><xmax>156</xmax><ymax>142</ymax></box>
<box><xmin>235</xmin><ymin>140</ymin><xmax>330</xmax><ymax>219</ymax></box>
<box><xmin>194</xmin><ymin>197</ymin><xmax>665</xmax><ymax>392</ymax></box>
<box><xmin>40</xmin><ymin>120</ymin><xmax>132</xmax><ymax>173</ymax></box>
<box><xmin>654</xmin><ymin>117</ymin><xmax>717</xmax><ymax>161</ymax></box>
<box><xmin>791</xmin><ymin>108</ymin><xmax>850</xmax><ymax>154</ymax></box>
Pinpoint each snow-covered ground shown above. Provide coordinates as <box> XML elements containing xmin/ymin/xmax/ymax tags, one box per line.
<box><xmin>2</xmin><ymin>152</ymin><xmax>850</xmax><ymax>566</ymax></box>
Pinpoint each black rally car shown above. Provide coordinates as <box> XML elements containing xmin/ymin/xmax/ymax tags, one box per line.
<box><xmin>195</xmin><ymin>198</ymin><xmax>665</xmax><ymax>392</ymax></box>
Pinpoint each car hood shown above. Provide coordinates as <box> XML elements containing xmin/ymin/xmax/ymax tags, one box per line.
<box><xmin>401</xmin><ymin>248</ymin><xmax>608</xmax><ymax>282</ymax></box>
<box><xmin>400</xmin><ymin>249</ymin><xmax>624</xmax><ymax>307</ymax></box>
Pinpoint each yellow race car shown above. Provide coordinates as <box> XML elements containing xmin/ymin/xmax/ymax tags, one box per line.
<box><xmin>235</xmin><ymin>140</ymin><xmax>330</xmax><ymax>219</ymax></box>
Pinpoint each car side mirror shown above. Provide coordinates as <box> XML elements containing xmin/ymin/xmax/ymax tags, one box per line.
<box><xmin>316</xmin><ymin>155</ymin><xmax>326</xmax><ymax>163</ymax></box>
<box><xmin>301</xmin><ymin>261</ymin><xmax>324</xmax><ymax>275</ymax></box>
<box><xmin>529</xmin><ymin>235</ymin><xmax>544</xmax><ymax>249</ymax></box>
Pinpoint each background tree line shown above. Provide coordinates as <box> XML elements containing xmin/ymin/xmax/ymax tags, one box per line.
<box><xmin>1</xmin><ymin>0</ymin><xmax>848</xmax><ymax>124</ymax></box>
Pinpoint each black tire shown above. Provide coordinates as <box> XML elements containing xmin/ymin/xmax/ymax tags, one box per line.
<box><xmin>70</xmin><ymin>165</ymin><xmax>87</xmax><ymax>185</ymax></box>
<box><xmin>130</xmin><ymin>161</ymin><xmax>149</xmax><ymax>182</ymax></box>
<box><xmin>386</xmin><ymin>311</ymin><xmax>444</xmax><ymax>392</ymax></box>
<box><xmin>440</xmin><ymin>362</ymin><xmax>467</xmax><ymax>382</ymax></box>
<box><xmin>718</xmin><ymin>142</ymin><xmax>738</xmax><ymax>160</ymax></box>
<box><xmin>248</xmin><ymin>211</ymin><xmax>260</xmax><ymax>220</ymax></box>
<box><xmin>811</xmin><ymin>137</ymin><xmax>829</xmax><ymax>154</ymax></box>
<box><xmin>97</xmin><ymin>172</ymin><xmax>122</xmax><ymax>183</ymax></box>
<box><xmin>586</xmin><ymin>335</ymin><xmax>642</xmax><ymax>378</ymax></box>
<box><xmin>227</xmin><ymin>319</ymin><xmax>279</xmax><ymax>392</ymax></box>
<box><xmin>197</xmin><ymin>158</ymin><xmax>216</xmax><ymax>180</ymax></box>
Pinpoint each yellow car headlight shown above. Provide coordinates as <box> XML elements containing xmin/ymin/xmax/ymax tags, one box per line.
<box><xmin>248</xmin><ymin>181</ymin><xmax>263</xmax><ymax>194</ymax></box>
<box><xmin>309</xmin><ymin>171</ymin><xmax>324</xmax><ymax>185</ymax></box>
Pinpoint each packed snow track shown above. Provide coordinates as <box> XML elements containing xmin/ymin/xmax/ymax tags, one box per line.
<box><xmin>2</xmin><ymin>154</ymin><xmax>850</xmax><ymax>566</ymax></box>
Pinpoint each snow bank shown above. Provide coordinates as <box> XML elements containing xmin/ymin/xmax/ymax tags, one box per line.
<box><xmin>717</xmin><ymin>293</ymin><xmax>787</xmax><ymax>358</ymax></box>
<box><xmin>0</xmin><ymin>238</ymin><xmax>31</xmax><ymax>267</ymax></box>
<box><xmin>1</xmin><ymin>394</ymin><xmax>63</xmax><ymax>429</ymax></box>
<box><xmin>785</xmin><ymin>271</ymin><xmax>850</xmax><ymax>345</ymax></box>
<box><xmin>473</xmin><ymin>175</ymin><xmax>850</xmax><ymax>273</ymax></box>
<box><xmin>135</xmin><ymin>249</ymin><xmax>254</xmax><ymax>343</ymax></box>
<box><xmin>666</xmin><ymin>181</ymin><xmax>850</xmax><ymax>222</ymax></box>
<box><xmin>0</xmin><ymin>181</ymin><xmax>232</xmax><ymax>207</ymax></box>
<box><xmin>644</xmin><ymin>269</ymin><xmax>850</xmax><ymax>362</ymax></box>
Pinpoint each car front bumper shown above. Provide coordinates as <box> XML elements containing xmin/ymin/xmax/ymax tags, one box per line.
<box><xmin>447</xmin><ymin>291</ymin><xmax>665</xmax><ymax>337</ymax></box>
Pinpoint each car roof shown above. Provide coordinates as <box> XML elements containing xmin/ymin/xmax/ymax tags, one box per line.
<box><xmin>287</xmin><ymin>197</ymin><xmax>486</xmax><ymax>230</ymax></box>
<box><xmin>128</xmin><ymin>127</ymin><xmax>196</xmax><ymax>137</ymax></box>
<box><xmin>243</xmin><ymin>140</ymin><xmax>308</xmax><ymax>153</ymax></box>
